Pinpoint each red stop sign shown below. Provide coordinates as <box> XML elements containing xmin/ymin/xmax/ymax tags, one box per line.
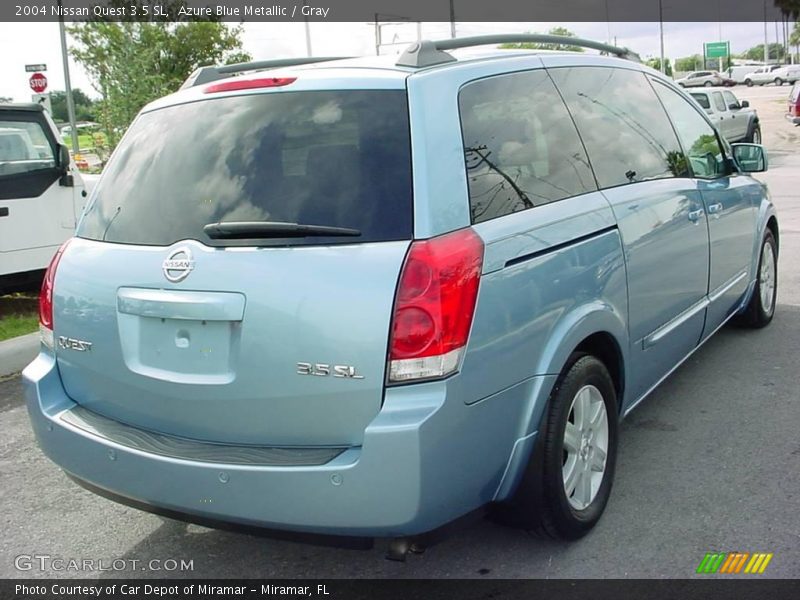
<box><xmin>29</xmin><ymin>72</ymin><xmax>47</xmax><ymax>93</ymax></box>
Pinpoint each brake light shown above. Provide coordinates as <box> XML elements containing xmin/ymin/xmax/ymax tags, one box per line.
<box><xmin>204</xmin><ymin>77</ymin><xmax>297</xmax><ymax>94</ymax></box>
<box><xmin>38</xmin><ymin>239</ymin><xmax>72</xmax><ymax>349</ymax></box>
<box><xmin>388</xmin><ymin>228</ymin><xmax>484</xmax><ymax>383</ymax></box>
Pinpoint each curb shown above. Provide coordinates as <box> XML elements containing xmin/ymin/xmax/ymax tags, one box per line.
<box><xmin>0</xmin><ymin>332</ymin><xmax>39</xmax><ymax>378</ymax></box>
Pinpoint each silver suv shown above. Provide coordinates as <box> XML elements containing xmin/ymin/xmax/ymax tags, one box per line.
<box><xmin>676</xmin><ymin>71</ymin><xmax>725</xmax><ymax>88</ymax></box>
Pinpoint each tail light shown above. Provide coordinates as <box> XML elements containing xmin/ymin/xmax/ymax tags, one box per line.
<box><xmin>39</xmin><ymin>239</ymin><xmax>72</xmax><ymax>349</ymax></box>
<box><xmin>388</xmin><ymin>228</ymin><xmax>484</xmax><ymax>383</ymax></box>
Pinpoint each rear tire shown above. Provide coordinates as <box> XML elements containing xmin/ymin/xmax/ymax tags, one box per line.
<box><xmin>497</xmin><ymin>355</ymin><xmax>618</xmax><ymax>540</ymax></box>
<box><xmin>738</xmin><ymin>230</ymin><xmax>777</xmax><ymax>328</ymax></box>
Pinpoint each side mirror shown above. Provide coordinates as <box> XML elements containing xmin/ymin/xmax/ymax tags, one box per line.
<box><xmin>731</xmin><ymin>143</ymin><xmax>768</xmax><ymax>173</ymax></box>
<box><xmin>740</xmin><ymin>100</ymin><xmax>750</xmax><ymax>108</ymax></box>
<box><xmin>57</xmin><ymin>144</ymin><xmax>74</xmax><ymax>187</ymax></box>
<box><xmin>728</xmin><ymin>103</ymin><xmax>740</xmax><ymax>110</ymax></box>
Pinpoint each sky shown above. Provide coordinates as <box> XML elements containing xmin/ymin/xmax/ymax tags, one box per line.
<box><xmin>0</xmin><ymin>21</ymin><xmax>786</xmax><ymax>102</ymax></box>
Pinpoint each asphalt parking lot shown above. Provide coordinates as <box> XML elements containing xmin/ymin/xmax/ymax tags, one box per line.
<box><xmin>0</xmin><ymin>83</ymin><xmax>798</xmax><ymax>579</ymax></box>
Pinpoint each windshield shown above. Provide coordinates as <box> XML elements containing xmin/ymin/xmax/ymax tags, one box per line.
<box><xmin>78</xmin><ymin>90</ymin><xmax>413</xmax><ymax>247</ymax></box>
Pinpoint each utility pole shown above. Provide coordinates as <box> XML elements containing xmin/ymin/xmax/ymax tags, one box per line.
<box><xmin>302</xmin><ymin>1</ymin><xmax>312</xmax><ymax>56</ymax></box>
<box><xmin>658</xmin><ymin>0</ymin><xmax>665</xmax><ymax>74</ymax></box>
<box><xmin>763</xmin><ymin>0</ymin><xmax>769</xmax><ymax>64</ymax></box>
<box><xmin>57</xmin><ymin>0</ymin><xmax>78</xmax><ymax>153</ymax></box>
<box><xmin>449</xmin><ymin>0</ymin><xmax>456</xmax><ymax>39</ymax></box>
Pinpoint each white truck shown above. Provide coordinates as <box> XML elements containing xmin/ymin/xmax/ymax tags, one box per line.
<box><xmin>0</xmin><ymin>103</ymin><xmax>94</xmax><ymax>294</ymax></box>
<box><xmin>743</xmin><ymin>64</ymin><xmax>800</xmax><ymax>86</ymax></box>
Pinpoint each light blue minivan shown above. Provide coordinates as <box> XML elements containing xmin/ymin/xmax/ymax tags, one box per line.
<box><xmin>23</xmin><ymin>36</ymin><xmax>779</xmax><ymax>556</ymax></box>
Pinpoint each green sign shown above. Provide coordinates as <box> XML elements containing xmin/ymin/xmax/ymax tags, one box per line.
<box><xmin>704</xmin><ymin>41</ymin><xmax>730</xmax><ymax>59</ymax></box>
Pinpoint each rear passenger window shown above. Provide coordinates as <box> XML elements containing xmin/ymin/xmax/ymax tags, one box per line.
<box><xmin>652</xmin><ymin>81</ymin><xmax>726</xmax><ymax>179</ymax></box>
<box><xmin>458</xmin><ymin>70</ymin><xmax>597</xmax><ymax>224</ymax></box>
<box><xmin>712</xmin><ymin>92</ymin><xmax>727</xmax><ymax>112</ymax></box>
<box><xmin>550</xmin><ymin>67</ymin><xmax>688</xmax><ymax>189</ymax></box>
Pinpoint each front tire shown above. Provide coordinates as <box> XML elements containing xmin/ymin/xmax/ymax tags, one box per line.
<box><xmin>745</xmin><ymin>123</ymin><xmax>762</xmax><ymax>144</ymax></box>
<box><xmin>739</xmin><ymin>230</ymin><xmax>777</xmax><ymax>328</ymax></box>
<box><xmin>499</xmin><ymin>355</ymin><xmax>618</xmax><ymax>540</ymax></box>
<box><xmin>704</xmin><ymin>81</ymin><xmax>713</xmax><ymax>87</ymax></box>
<box><xmin>774</xmin><ymin>78</ymin><xmax>784</xmax><ymax>86</ymax></box>
<box><xmin>745</xmin><ymin>79</ymin><xmax>753</xmax><ymax>87</ymax></box>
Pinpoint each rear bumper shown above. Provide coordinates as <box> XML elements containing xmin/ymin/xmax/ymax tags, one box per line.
<box><xmin>23</xmin><ymin>351</ymin><xmax>550</xmax><ymax>537</ymax></box>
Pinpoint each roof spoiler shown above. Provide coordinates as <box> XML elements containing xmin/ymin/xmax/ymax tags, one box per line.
<box><xmin>396</xmin><ymin>35</ymin><xmax>641</xmax><ymax>68</ymax></box>
<box><xmin>179</xmin><ymin>57</ymin><xmax>352</xmax><ymax>90</ymax></box>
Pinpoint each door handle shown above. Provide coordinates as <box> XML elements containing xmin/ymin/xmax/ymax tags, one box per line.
<box><xmin>688</xmin><ymin>208</ymin><xmax>705</xmax><ymax>222</ymax></box>
<box><xmin>707</xmin><ymin>202</ymin><xmax>723</xmax><ymax>214</ymax></box>
<box><xmin>0</xmin><ymin>207</ymin><xmax>8</xmax><ymax>217</ymax></box>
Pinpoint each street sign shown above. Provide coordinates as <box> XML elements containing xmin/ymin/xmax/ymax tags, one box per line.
<box><xmin>25</xmin><ymin>63</ymin><xmax>47</xmax><ymax>72</ymax></box>
<box><xmin>704</xmin><ymin>42</ymin><xmax>730</xmax><ymax>59</ymax></box>
<box><xmin>31</xmin><ymin>93</ymin><xmax>52</xmax><ymax>114</ymax></box>
<box><xmin>29</xmin><ymin>72</ymin><xmax>48</xmax><ymax>93</ymax></box>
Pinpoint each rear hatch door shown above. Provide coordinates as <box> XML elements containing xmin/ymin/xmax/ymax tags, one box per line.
<box><xmin>54</xmin><ymin>84</ymin><xmax>413</xmax><ymax>447</ymax></box>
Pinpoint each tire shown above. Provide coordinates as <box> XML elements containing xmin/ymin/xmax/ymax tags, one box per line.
<box><xmin>678</xmin><ymin>82</ymin><xmax>686</xmax><ymax>88</ymax></box>
<box><xmin>745</xmin><ymin>79</ymin><xmax>753</xmax><ymax>87</ymax></box>
<box><xmin>774</xmin><ymin>78</ymin><xmax>783</xmax><ymax>86</ymax></box>
<box><xmin>745</xmin><ymin>123</ymin><xmax>762</xmax><ymax>144</ymax></box>
<box><xmin>497</xmin><ymin>354</ymin><xmax>618</xmax><ymax>540</ymax></box>
<box><xmin>738</xmin><ymin>231</ymin><xmax>777</xmax><ymax>328</ymax></box>
<box><xmin>704</xmin><ymin>81</ymin><xmax>713</xmax><ymax>87</ymax></box>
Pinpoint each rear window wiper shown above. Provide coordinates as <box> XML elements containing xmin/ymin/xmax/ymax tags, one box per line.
<box><xmin>203</xmin><ymin>221</ymin><xmax>361</xmax><ymax>239</ymax></box>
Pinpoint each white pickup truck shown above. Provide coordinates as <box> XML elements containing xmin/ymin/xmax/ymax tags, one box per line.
<box><xmin>0</xmin><ymin>103</ymin><xmax>95</xmax><ymax>294</ymax></box>
<box><xmin>688</xmin><ymin>88</ymin><xmax>761</xmax><ymax>143</ymax></box>
<box><xmin>744</xmin><ymin>64</ymin><xmax>800</xmax><ymax>86</ymax></box>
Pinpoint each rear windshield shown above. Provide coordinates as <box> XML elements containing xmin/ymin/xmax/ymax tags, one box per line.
<box><xmin>78</xmin><ymin>90</ymin><xmax>413</xmax><ymax>247</ymax></box>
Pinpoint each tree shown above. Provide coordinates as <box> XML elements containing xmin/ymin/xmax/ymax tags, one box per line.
<box><xmin>741</xmin><ymin>42</ymin><xmax>786</xmax><ymax>62</ymax></box>
<box><xmin>499</xmin><ymin>27</ymin><xmax>586</xmax><ymax>52</ymax></box>
<box><xmin>645</xmin><ymin>57</ymin><xmax>673</xmax><ymax>76</ymax></box>
<box><xmin>791</xmin><ymin>21</ymin><xmax>800</xmax><ymax>63</ymax></box>
<box><xmin>675</xmin><ymin>55</ymin><xmax>702</xmax><ymax>72</ymax></box>
<box><xmin>68</xmin><ymin>1</ymin><xmax>250</xmax><ymax>149</ymax></box>
<box><xmin>49</xmin><ymin>89</ymin><xmax>96</xmax><ymax>123</ymax></box>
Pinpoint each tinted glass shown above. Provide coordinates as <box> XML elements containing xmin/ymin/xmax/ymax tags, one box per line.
<box><xmin>78</xmin><ymin>91</ymin><xmax>413</xmax><ymax>247</ymax></box>
<box><xmin>0</xmin><ymin>120</ymin><xmax>55</xmax><ymax>176</ymax></box>
<box><xmin>653</xmin><ymin>81</ymin><xmax>726</xmax><ymax>179</ymax></box>
<box><xmin>712</xmin><ymin>92</ymin><xmax>727</xmax><ymax>111</ymax></box>
<box><xmin>550</xmin><ymin>67</ymin><xmax>687</xmax><ymax>189</ymax></box>
<box><xmin>690</xmin><ymin>93</ymin><xmax>711</xmax><ymax>109</ymax></box>
<box><xmin>458</xmin><ymin>70</ymin><xmax>596</xmax><ymax>224</ymax></box>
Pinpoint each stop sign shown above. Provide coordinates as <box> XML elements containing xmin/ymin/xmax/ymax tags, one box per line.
<box><xmin>29</xmin><ymin>72</ymin><xmax>47</xmax><ymax>93</ymax></box>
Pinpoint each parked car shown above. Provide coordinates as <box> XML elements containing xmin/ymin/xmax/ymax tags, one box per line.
<box><xmin>0</xmin><ymin>104</ymin><xmax>91</xmax><ymax>295</ymax></box>
<box><xmin>744</xmin><ymin>64</ymin><xmax>800</xmax><ymax>86</ymax></box>
<box><xmin>675</xmin><ymin>70</ymin><xmax>726</xmax><ymax>87</ymax></box>
<box><xmin>688</xmin><ymin>88</ymin><xmax>761</xmax><ymax>143</ymax></box>
<box><xmin>788</xmin><ymin>81</ymin><xmax>800</xmax><ymax>125</ymax></box>
<box><xmin>23</xmin><ymin>36</ymin><xmax>779</xmax><ymax>554</ymax></box>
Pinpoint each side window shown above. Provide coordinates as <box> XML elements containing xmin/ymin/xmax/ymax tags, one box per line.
<box><xmin>550</xmin><ymin>67</ymin><xmax>688</xmax><ymax>189</ymax></box>
<box><xmin>690</xmin><ymin>93</ymin><xmax>711</xmax><ymax>109</ymax></box>
<box><xmin>652</xmin><ymin>81</ymin><xmax>726</xmax><ymax>179</ymax></box>
<box><xmin>459</xmin><ymin>69</ymin><xmax>597</xmax><ymax>224</ymax></box>
<box><xmin>722</xmin><ymin>91</ymin><xmax>738</xmax><ymax>108</ymax></box>
<box><xmin>712</xmin><ymin>92</ymin><xmax>727</xmax><ymax>112</ymax></box>
<box><xmin>0</xmin><ymin>119</ymin><xmax>56</xmax><ymax>177</ymax></box>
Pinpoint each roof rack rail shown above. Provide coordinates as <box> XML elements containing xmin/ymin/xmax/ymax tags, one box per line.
<box><xmin>180</xmin><ymin>57</ymin><xmax>352</xmax><ymax>90</ymax></box>
<box><xmin>396</xmin><ymin>35</ymin><xmax>640</xmax><ymax>68</ymax></box>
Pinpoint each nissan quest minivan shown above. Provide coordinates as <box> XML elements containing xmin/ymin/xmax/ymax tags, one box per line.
<box><xmin>23</xmin><ymin>36</ymin><xmax>779</xmax><ymax>554</ymax></box>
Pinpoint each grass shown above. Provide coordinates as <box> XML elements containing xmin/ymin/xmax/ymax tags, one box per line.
<box><xmin>0</xmin><ymin>293</ymin><xmax>39</xmax><ymax>342</ymax></box>
<box><xmin>0</xmin><ymin>315</ymin><xmax>38</xmax><ymax>342</ymax></box>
